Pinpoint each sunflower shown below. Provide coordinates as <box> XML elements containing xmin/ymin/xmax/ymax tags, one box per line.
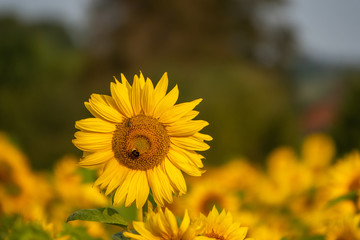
<box><xmin>124</xmin><ymin>207</ymin><xmax>202</xmax><ymax>240</ymax></box>
<box><xmin>73</xmin><ymin>72</ymin><xmax>211</xmax><ymax>208</ymax></box>
<box><xmin>301</xmin><ymin>133</ymin><xmax>335</xmax><ymax>171</ymax></box>
<box><xmin>196</xmin><ymin>206</ymin><xmax>249</xmax><ymax>240</ymax></box>
<box><xmin>328</xmin><ymin>151</ymin><xmax>360</xmax><ymax>199</ymax></box>
<box><xmin>325</xmin><ymin>215</ymin><xmax>360</xmax><ymax>240</ymax></box>
<box><xmin>182</xmin><ymin>178</ymin><xmax>240</xmax><ymax>217</ymax></box>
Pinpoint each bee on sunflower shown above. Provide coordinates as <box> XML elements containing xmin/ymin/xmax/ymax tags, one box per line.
<box><xmin>73</xmin><ymin>72</ymin><xmax>212</xmax><ymax>209</ymax></box>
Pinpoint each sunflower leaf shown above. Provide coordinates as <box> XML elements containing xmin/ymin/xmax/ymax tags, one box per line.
<box><xmin>327</xmin><ymin>191</ymin><xmax>358</xmax><ymax>207</ymax></box>
<box><xmin>66</xmin><ymin>208</ymin><xmax>128</xmax><ymax>227</ymax></box>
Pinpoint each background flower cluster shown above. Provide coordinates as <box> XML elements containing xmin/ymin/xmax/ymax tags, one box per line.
<box><xmin>2</xmin><ymin>131</ymin><xmax>360</xmax><ymax>239</ymax></box>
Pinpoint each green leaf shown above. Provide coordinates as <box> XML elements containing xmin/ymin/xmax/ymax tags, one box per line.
<box><xmin>112</xmin><ymin>232</ymin><xmax>130</xmax><ymax>240</ymax></box>
<box><xmin>66</xmin><ymin>208</ymin><xmax>128</xmax><ymax>227</ymax></box>
<box><xmin>327</xmin><ymin>191</ymin><xmax>358</xmax><ymax>207</ymax></box>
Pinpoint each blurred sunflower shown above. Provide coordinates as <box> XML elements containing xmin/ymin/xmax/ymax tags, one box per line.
<box><xmin>124</xmin><ymin>207</ymin><xmax>202</xmax><ymax>240</ymax></box>
<box><xmin>328</xmin><ymin>151</ymin><xmax>360</xmax><ymax>199</ymax></box>
<box><xmin>203</xmin><ymin>159</ymin><xmax>260</xmax><ymax>192</ymax></box>
<box><xmin>301</xmin><ymin>133</ymin><xmax>335</xmax><ymax>172</ymax></box>
<box><xmin>73</xmin><ymin>72</ymin><xmax>211</xmax><ymax>208</ymax></box>
<box><xmin>196</xmin><ymin>206</ymin><xmax>249</xmax><ymax>240</ymax></box>
<box><xmin>0</xmin><ymin>132</ymin><xmax>49</xmax><ymax>221</ymax></box>
<box><xmin>255</xmin><ymin>147</ymin><xmax>312</xmax><ymax>205</ymax></box>
<box><xmin>182</xmin><ymin>178</ymin><xmax>240</xmax><ymax>217</ymax></box>
<box><xmin>325</xmin><ymin>215</ymin><xmax>360</xmax><ymax>240</ymax></box>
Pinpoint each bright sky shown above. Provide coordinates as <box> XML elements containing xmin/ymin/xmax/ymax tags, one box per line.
<box><xmin>286</xmin><ymin>0</ymin><xmax>360</xmax><ymax>64</ymax></box>
<box><xmin>0</xmin><ymin>0</ymin><xmax>359</xmax><ymax>64</ymax></box>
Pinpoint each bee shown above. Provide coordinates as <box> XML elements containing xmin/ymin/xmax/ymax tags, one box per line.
<box><xmin>127</xmin><ymin>119</ymin><xmax>131</xmax><ymax>127</ymax></box>
<box><xmin>132</xmin><ymin>149</ymin><xmax>140</xmax><ymax>158</ymax></box>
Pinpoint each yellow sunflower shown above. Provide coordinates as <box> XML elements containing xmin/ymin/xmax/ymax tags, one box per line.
<box><xmin>182</xmin><ymin>178</ymin><xmax>240</xmax><ymax>217</ymax></box>
<box><xmin>301</xmin><ymin>133</ymin><xmax>335</xmax><ymax>171</ymax></box>
<box><xmin>325</xmin><ymin>215</ymin><xmax>360</xmax><ymax>240</ymax></box>
<box><xmin>328</xmin><ymin>151</ymin><xmax>360</xmax><ymax>199</ymax></box>
<box><xmin>73</xmin><ymin>72</ymin><xmax>211</xmax><ymax>208</ymax></box>
<box><xmin>124</xmin><ymin>206</ymin><xmax>202</xmax><ymax>240</ymax></box>
<box><xmin>196</xmin><ymin>206</ymin><xmax>249</xmax><ymax>240</ymax></box>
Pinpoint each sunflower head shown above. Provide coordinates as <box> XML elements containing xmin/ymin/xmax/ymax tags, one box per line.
<box><xmin>124</xmin><ymin>207</ymin><xmax>203</xmax><ymax>240</ymax></box>
<box><xmin>73</xmin><ymin>72</ymin><xmax>211</xmax><ymax>208</ymax></box>
<box><xmin>196</xmin><ymin>206</ymin><xmax>249</xmax><ymax>240</ymax></box>
<box><xmin>328</xmin><ymin>151</ymin><xmax>360</xmax><ymax>198</ymax></box>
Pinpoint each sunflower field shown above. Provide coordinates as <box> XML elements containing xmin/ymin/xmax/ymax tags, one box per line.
<box><xmin>1</xmin><ymin>72</ymin><xmax>360</xmax><ymax>240</ymax></box>
<box><xmin>2</xmin><ymin>1</ymin><xmax>360</xmax><ymax>239</ymax></box>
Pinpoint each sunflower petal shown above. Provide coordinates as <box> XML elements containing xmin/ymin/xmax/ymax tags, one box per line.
<box><xmin>85</xmin><ymin>94</ymin><xmax>124</xmax><ymax>123</ymax></box>
<box><xmin>125</xmin><ymin>170</ymin><xmax>140</xmax><ymax>207</ymax></box>
<box><xmin>167</xmin><ymin>148</ymin><xmax>204</xmax><ymax>177</ymax></box>
<box><xmin>180</xmin><ymin>111</ymin><xmax>199</xmax><ymax>121</ymax></box>
<box><xmin>113</xmin><ymin>170</ymin><xmax>135</xmax><ymax>206</ymax></box>
<box><xmin>154</xmin><ymin>72</ymin><xmax>168</xmax><ymax>105</ymax></box>
<box><xmin>73</xmin><ymin>131</ymin><xmax>112</xmax><ymax>151</ymax></box>
<box><xmin>136</xmin><ymin>171</ymin><xmax>150</xmax><ymax>208</ymax></box>
<box><xmin>170</xmin><ymin>136</ymin><xmax>210</xmax><ymax>151</ymax></box>
<box><xmin>179</xmin><ymin>210</ymin><xmax>190</xmax><ymax>236</ymax></box>
<box><xmin>159</xmin><ymin>99</ymin><xmax>202</xmax><ymax>124</ymax></box>
<box><xmin>75</xmin><ymin>118</ymin><xmax>116</xmax><ymax>133</ymax></box>
<box><xmin>133</xmin><ymin>222</ymin><xmax>162</xmax><ymax>240</ymax></box>
<box><xmin>110</xmin><ymin>82</ymin><xmax>134</xmax><ymax>118</ymax></box>
<box><xmin>153</xmin><ymin>85</ymin><xmax>178</xmax><ymax>118</ymax></box>
<box><xmin>171</xmin><ymin>145</ymin><xmax>204</xmax><ymax>168</ymax></box>
<box><xmin>164</xmin><ymin>158</ymin><xmax>187</xmax><ymax>195</ymax></box>
<box><xmin>105</xmin><ymin>164</ymin><xmax>129</xmax><ymax>195</ymax></box>
<box><xmin>79</xmin><ymin>150</ymin><xmax>114</xmax><ymax>168</ymax></box>
<box><xmin>165</xmin><ymin>208</ymin><xmax>178</xmax><ymax>236</ymax></box>
<box><xmin>154</xmin><ymin>165</ymin><xmax>174</xmax><ymax>203</ymax></box>
<box><xmin>166</xmin><ymin>120</ymin><xmax>209</xmax><ymax>137</ymax></box>
<box><xmin>94</xmin><ymin>159</ymin><xmax>118</xmax><ymax>189</ymax></box>
<box><xmin>131</xmin><ymin>74</ymin><xmax>143</xmax><ymax>115</ymax></box>
<box><xmin>193</xmin><ymin>132</ymin><xmax>213</xmax><ymax>141</ymax></box>
<box><xmin>147</xmin><ymin>169</ymin><xmax>164</xmax><ymax>206</ymax></box>
<box><xmin>120</xmin><ymin>74</ymin><xmax>132</xmax><ymax>91</ymax></box>
<box><xmin>122</xmin><ymin>232</ymin><xmax>147</xmax><ymax>240</ymax></box>
<box><xmin>142</xmin><ymin>78</ymin><xmax>155</xmax><ymax>116</ymax></box>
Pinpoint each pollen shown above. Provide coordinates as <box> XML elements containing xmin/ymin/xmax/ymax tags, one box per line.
<box><xmin>112</xmin><ymin>115</ymin><xmax>170</xmax><ymax>170</ymax></box>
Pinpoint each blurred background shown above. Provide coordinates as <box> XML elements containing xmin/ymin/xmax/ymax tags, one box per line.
<box><xmin>0</xmin><ymin>0</ymin><xmax>360</xmax><ymax>170</ymax></box>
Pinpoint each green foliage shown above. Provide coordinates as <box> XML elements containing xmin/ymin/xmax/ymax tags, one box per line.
<box><xmin>67</xmin><ymin>208</ymin><xmax>128</xmax><ymax>228</ymax></box>
<box><xmin>300</xmin><ymin>235</ymin><xmax>325</xmax><ymax>240</ymax></box>
<box><xmin>0</xmin><ymin>215</ymin><xmax>52</xmax><ymax>240</ymax></box>
<box><xmin>77</xmin><ymin>168</ymin><xmax>98</xmax><ymax>183</ymax></box>
<box><xmin>331</xmin><ymin>73</ymin><xmax>360</xmax><ymax>158</ymax></box>
<box><xmin>59</xmin><ymin>224</ymin><xmax>103</xmax><ymax>240</ymax></box>
<box><xmin>0</xmin><ymin>16</ymin><xmax>85</xmax><ymax>170</ymax></box>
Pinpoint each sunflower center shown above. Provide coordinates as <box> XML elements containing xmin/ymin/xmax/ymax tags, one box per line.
<box><xmin>112</xmin><ymin>115</ymin><xmax>170</xmax><ymax>170</ymax></box>
<box><xmin>205</xmin><ymin>232</ymin><xmax>225</xmax><ymax>240</ymax></box>
<box><xmin>201</xmin><ymin>194</ymin><xmax>223</xmax><ymax>214</ymax></box>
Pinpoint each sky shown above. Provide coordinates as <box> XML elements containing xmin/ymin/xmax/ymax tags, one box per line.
<box><xmin>0</xmin><ymin>0</ymin><xmax>359</xmax><ymax>64</ymax></box>
<box><xmin>286</xmin><ymin>0</ymin><xmax>360</xmax><ymax>64</ymax></box>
